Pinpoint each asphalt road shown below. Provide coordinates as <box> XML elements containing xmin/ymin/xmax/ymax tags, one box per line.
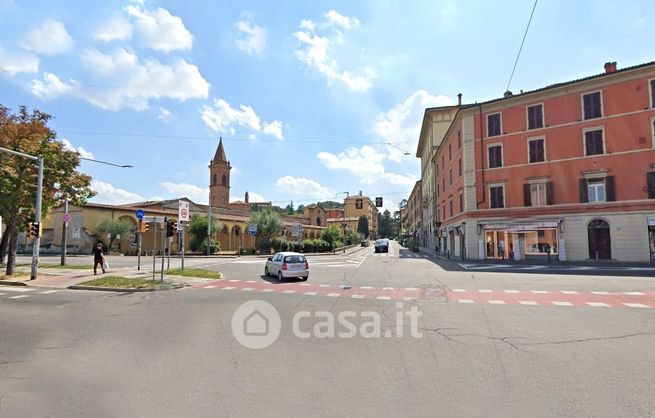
<box><xmin>2</xmin><ymin>242</ymin><xmax>654</xmax><ymax>417</ymax></box>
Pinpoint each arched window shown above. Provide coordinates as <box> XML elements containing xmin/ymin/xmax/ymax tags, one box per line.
<box><xmin>316</xmin><ymin>217</ymin><xmax>321</xmax><ymax>226</ymax></box>
<box><xmin>213</xmin><ymin>174</ymin><xmax>217</xmax><ymax>185</ymax></box>
<box><xmin>222</xmin><ymin>174</ymin><xmax>227</xmax><ymax>186</ymax></box>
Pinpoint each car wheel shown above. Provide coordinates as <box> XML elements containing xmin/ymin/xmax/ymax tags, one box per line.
<box><xmin>264</xmin><ymin>267</ymin><xmax>269</xmax><ymax>276</ymax></box>
<box><xmin>277</xmin><ymin>271</ymin><xmax>284</xmax><ymax>282</ymax></box>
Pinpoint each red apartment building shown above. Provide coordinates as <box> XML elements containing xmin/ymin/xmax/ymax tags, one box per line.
<box><xmin>430</xmin><ymin>60</ymin><xmax>655</xmax><ymax>262</ymax></box>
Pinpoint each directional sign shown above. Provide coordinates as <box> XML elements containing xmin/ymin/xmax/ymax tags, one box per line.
<box><xmin>292</xmin><ymin>223</ymin><xmax>303</xmax><ymax>237</ymax></box>
<box><xmin>142</xmin><ymin>215</ymin><xmax>166</xmax><ymax>223</ymax></box>
<box><xmin>136</xmin><ymin>209</ymin><xmax>145</xmax><ymax>220</ymax></box>
<box><xmin>247</xmin><ymin>223</ymin><xmax>257</xmax><ymax>235</ymax></box>
<box><xmin>178</xmin><ymin>201</ymin><xmax>190</xmax><ymax>223</ymax></box>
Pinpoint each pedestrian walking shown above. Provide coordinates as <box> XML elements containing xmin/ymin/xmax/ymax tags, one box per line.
<box><xmin>93</xmin><ymin>243</ymin><xmax>106</xmax><ymax>275</ymax></box>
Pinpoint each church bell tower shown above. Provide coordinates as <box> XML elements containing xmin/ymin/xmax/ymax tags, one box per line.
<box><xmin>209</xmin><ymin>138</ymin><xmax>231</xmax><ymax>208</ymax></box>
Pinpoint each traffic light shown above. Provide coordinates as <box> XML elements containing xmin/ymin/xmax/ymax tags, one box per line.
<box><xmin>166</xmin><ymin>220</ymin><xmax>177</xmax><ymax>237</ymax></box>
<box><xmin>375</xmin><ymin>197</ymin><xmax>383</xmax><ymax>207</ymax></box>
<box><xmin>27</xmin><ymin>222</ymin><xmax>41</xmax><ymax>239</ymax></box>
<box><xmin>139</xmin><ymin>221</ymin><xmax>149</xmax><ymax>233</ymax></box>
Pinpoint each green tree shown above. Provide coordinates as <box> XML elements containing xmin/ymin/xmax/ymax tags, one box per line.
<box><xmin>320</xmin><ymin>224</ymin><xmax>343</xmax><ymax>248</ymax></box>
<box><xmin>95</xmin><ymin>218</ymin><xmax>133</xmax><ymax>253</ymax></box>
<box><xmin>249</xmin><ymin>208</ymin><xmax>282</xmax><ymax>253</ymax></box>
<box><xmin>379</xmin><ymin>210</ymin><xmax>392</xmax><ymax>238</ymax></box>
<box><xmin>357</xmin><ymin>215</ymin><xmax>369</xmax><ymax>238</ymax></box>
<box><xmin>187</xmin><ymin>214</ymin><xmax>221</xmax><ymax>252</ymax></box>
<box><xmin>0</xmin><ymin>105</ymin><xmax>94</xmax><ymax>275</ymax></box>
<box><xmin>284</xmin><ymin>201</ymin><xmax>294</xmax><ymax>215</ymax></box>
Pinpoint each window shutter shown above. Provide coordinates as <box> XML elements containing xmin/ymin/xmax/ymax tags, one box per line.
<box><xmin>605</xmin><ymin>176</ymin><xmax>615</xmax><ymax>201</ymax></box>
<box><xmin>647</xmin><ymin>172</ymin><xmax>655</xmax><ymax>199</ymax></box>
<box><xmin>583</xmin><ymin>94</ymin><xmax>591</xmax><ymax>119</ymax></box>
<box><xmin>523</xmin><ymin>184</ymin><xmax>531</xmax><ymax>207</ymax></box>
<box><xmin>498</xmin><ymin>187</ymin><xmax>504</xmax><ymax>208</ymax></box>
<box><xmin>579</xmin><ymin>179</ymin><xmax>588</xmax><ymax>203</ymax></box>
<box><xmin>546</xmin><ymin>181</ymin><xmax>554</xmax><ymax>205</ymax></box>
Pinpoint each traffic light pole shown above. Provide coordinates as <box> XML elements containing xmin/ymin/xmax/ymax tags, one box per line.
<box><xmin>137</xmin><ymin>228</ymin><xmax>142</xmax><ymax>271</ymax></box>
<box><xmin>60</xmin><ymin>197</ymin><xmax>68</xmax><ymax>266</ymax></box>
<box><xmin>31</xmin><ymin>156</ymin><xmax>44</xmax><ymax>280</ymax></box>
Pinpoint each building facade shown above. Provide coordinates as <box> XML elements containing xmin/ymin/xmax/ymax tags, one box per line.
<box><xmin>343</xmin><ymin>193</ymin><xmax>379</xmax><ymax>238</ymax></box>
<box><xmin>404</xmin><ymin>181</ymin><xmax>422</xmax><ymax>240</ymax></box>
<box><xmin>427</xmin><ymin>60</ymin><xmax>655</xmax><ymax>262</ymax></box>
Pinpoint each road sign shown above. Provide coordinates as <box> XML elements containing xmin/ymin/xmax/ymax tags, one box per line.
<box><xmin>142</xmin><ymin>215</ymin><xmax>166</xmax><ymax>223</ymax></box>
<box><xmin>247</xmin><ymin>223</ymin><xmax>257</xmax><ymax>235</ymax></box>
<box><xmin>63</xmin><ymin>213</ymin><xmax>72</xmax><ymax>222</ymax></box>
<box><xmin>136</xmin><ymin>209</ymin><xmax>145</xmax><ymax>220</ymax></box>
<box><xmin>292</xmin><ymin>223</ymin><xmax>303</xmax><ymax>237</ymax></box>
<box><xmin>178</xmin><ymin>201</ymin><xmax>189</xmax><ymax>223</ymax></box>
<box><xmin>72</xmin><ymin>227</ymin><xmax>81</xmax><ymax>239</ymax></box>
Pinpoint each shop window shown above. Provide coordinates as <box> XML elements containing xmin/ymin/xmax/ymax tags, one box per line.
<box><xmin>528</xmin><ymin>138</ymin><xmax>545</xmax><ymax>163</ymax></box>
<box><xmin>488</xmin><ymin>145</ymin><xmax>503</xmax><ymax>168</ymax></box>
<box><xmin>584</xmin><ymin>128</ymin><xmax>604</xmax><ymax>156</ymax></box>
<box><xmin>527</xmin><ymin>104</ymin><xmax>543</xmax><ymax>130</ymax></box>
<box><xmin>647</xmin><ymin>172</ymin><xmax>655</xmax><ymax>199</ymax></box>
<box><xmin>487</xmin><ymin>113</ymin><xmax>501</xmax><ymax>137</ymax></box>
<box><xmin>490</xmin><ymin>185</ymin><xmax>504</xmax><ymax>208</ymax></box>
<box><xmin>582</xmin><ymin>91</ymin><xmax>602</xmax><ymax>119</ymax></box>
<box><xmin>524</xmin><ymin>229</ymin><xmax>558</xmax><ymax>255</ymax></box>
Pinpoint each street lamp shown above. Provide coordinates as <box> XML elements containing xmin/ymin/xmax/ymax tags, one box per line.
<box><xmin>387</xmin><ymin>142</ymin><xmax>411</xmax><ymax>156</ymax></box>
<box><xmin>60</xmin><ymin>157</ymin><xmax>133</xmax><ymax>266</ymax></box>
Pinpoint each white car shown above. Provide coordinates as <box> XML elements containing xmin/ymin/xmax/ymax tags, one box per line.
<box><xmin>265</xmin><ymin>252</ymin><xmax>309</xmax><ymax>281</ymax></box>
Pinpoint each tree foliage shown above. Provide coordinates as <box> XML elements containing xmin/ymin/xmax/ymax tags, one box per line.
<box><xmin>0</xmin><ymin>105</ymin><xmax>94</xmax><ymax>275</ymax></box>
<box><xmin>249</xmin><ymin>208</ymin><xmax>282</xmax><ymax>253</ymax></box>
<box><xmin>187</xmin><ymin>214</ymin><xmax>221</xmax><ymax>252</ymax></box>
<box><xmin>379</xmin><ymin>210</ymin><xmax>392</xmax><ymax>238</ymax></box>
<box><xmin>95</xmin><ymin>218</ymin><xmax>133</xmax><ymax>253</ymax></box>
<box><xmin>320</xmin><ymin>224</ymin><xmax>343</xmax><ymax>247</ymax></box>
<box><xmin>357</xmin><ymin>215</ymin><xmax>369</xmax><ymax>238</ymax></box>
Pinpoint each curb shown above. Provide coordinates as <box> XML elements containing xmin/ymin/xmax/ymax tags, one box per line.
<box><xmin>0</xmin><ymin>280</ymin><xmax>28</xmax><ymax>286</ymax></box>
<box><xmin>68</xmin><ymin>284</ymin><xmax>185</xmax><ymax>292</ymax></box>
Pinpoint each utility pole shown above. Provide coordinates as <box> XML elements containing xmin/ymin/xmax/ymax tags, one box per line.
<box><xmin>207</xmin><ymin>201</ymin><xmax>212</xmax><ymax>256</ymax></box>
<box><xmin>60</xmin><ymin>197</ymin><xmax>68</xmax><ymax>266</ymax></box>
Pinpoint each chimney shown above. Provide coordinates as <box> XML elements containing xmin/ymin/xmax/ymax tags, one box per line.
<box><xmin>457</xmin><ymin>93</ymin><xmax>462</xmax><ymax>106</ymax></box>
<box><xmin>503</xmin><ymin>90</ymin><xmax>513</xmax><ymax>98</ymax></box>
<box><xmin>604</xmin><ymin>61</ymin><xmax>617</xmax><ymax>74</ymax></box>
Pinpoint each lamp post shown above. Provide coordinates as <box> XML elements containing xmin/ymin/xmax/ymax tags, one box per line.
<box><xmin>336</xmin><ymin>191</ymin><xmax>349</xmax><ymax>235</ymax></box>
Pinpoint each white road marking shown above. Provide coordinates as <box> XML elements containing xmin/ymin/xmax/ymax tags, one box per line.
<box><xmin>478</xmin><ymin>289</ymin><xmax>492</xmax><ymax>293</ymax></box>
<box><xmin>9</xmin><ymin>295</ymin><xmax>30</xmax><ymax>299</ymax></box>
<box><xmin>319</xmin><ymin>284</ymin><xmax>331</xmax><ymax>288</ymax></box>
<box><xmin>351</xmin><ymin>295</ymin><xmax>365</xmax><ymax>299</ymax></box>
<box><xmin>39</xmin><ymin>290</ymin><xmax>59</xmax><ymax>294</ymax></box>
<box><xmin>382</xmin><ymin>287</ymin><xmax>394</xmax><ymax>290</ymax></box>
<box><xmin>228</xmin><ymin>280</ymin><xmax>239</xmax><ymax>283</ymax></box>
<box><xmin>402</xmin><ymin>297</ymin><xmax>416</xmax><ymax>301</ymax></box>
<box><xmin>623</xmin><ymin>291</ymin><xmax>644</xmax><ymax>296</ymax></box>
<box><xmin>561</xmin><ymin>290</ymin><xmax>579</xmax><ymax>294</ymax></box>
<box><xmin>204</xmin><ymin>286</ymin><xmax>217</xmax><ymax>289</ymax></box>
<box><xmin>503</xmin><ymin>290</ymin><xmax>519</xmax><ymax>294</ymax></box>
<box><xmin>404</xmin><ymin>287</ymin><xmax>418</xmax><ymax>291</ymax></box>
<box><xmin>242</xmin><ymin>288</ymin><xmax>254</xmax><ymax>291</ymax></box>
<box><xmin>246</xmin><ymin>280</ymin><xmax>256</xmax><ymax>283</ymax></box>
<box><xmin>531</xmin><ymin>290</ymin><xmax>549</xmax><ymax>294</ymax></box>
<box><xmin>223</xmin><ymin>287</ymin><xmax>236</xmax><ymax>290</ymax></box>
<box><xmin>586</xmin><ymin>302</ymin><xmax>610</xmax><ymax>307</ymax></box>
<box><xmin>591</xmin><ymin>291</ymin><xmax>610</xmax><ymax>295</ymax></box>
<box><xmin>452</xmin><ymin>289</ymin><xmax>466</xmax><ymax>293</ymax></box>
<box><xmin>282</xmin><ymin>290</ymin><xmax>296</xmax><ymax>294</ymax></box>
<box><xmin>261</xmin><ymin>289</ymin><xmax>275</xmax><ymax>293</ymax></box>
<box><xmin>376</xmin><ymin>296</ymin><xmax>391</xmax><ymax>300</ymax></box>
<box><xmin>304</xmin><ymin>291</ymin><xmax>318</xmax><ymax>296</ymax></box>
<box><xmin>327</xmin><ymin>293</ymin><xmax>340</xmax><ymax>297</ymax></box>
<box><xmin>360</xmin><ymin>286</ymin><xmax>373</xmax><ymax>289</ymax></box>
<box><xmin>552</xmin><ymin>301</ymin><xmax>573</xmax><ymax>306</ymax></box>
<box><xmin>299</xmin><ymin>283</ymin><xmax>311</xmax><ymax>286</ymax></box>
<box><xmin>1</xmin><ymin>287</ymin><xmax>34</xmax><ymax>292</ymax></box>
<box><xmin>488</xmin><ymin>300</ymin><xmax>506</xmax><ymax>305</ymax></box>
<box><xmin>519</xmin><ymin>301</ymin><xmax>539</xmax><ymax>305</ymax></box>
<box><xmin>623</xmin><ymin>303</ymin><xmax>649</xmax><ymax>308</ymax></box>
<box><xmin>0</xmin><ymin>293</ymin><xmax>6</xmax><ymax>296</ymax></box>
<box><xmin>457</xmin><ymin>299</ymin><xmax>475</xmax><ymax>304</ymax></box>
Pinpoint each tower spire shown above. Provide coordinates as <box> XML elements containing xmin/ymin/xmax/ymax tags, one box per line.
<box><xmin>213</xmin><ymin>137</ymin><xmax>227</xmax><ymax>163</ymax></box>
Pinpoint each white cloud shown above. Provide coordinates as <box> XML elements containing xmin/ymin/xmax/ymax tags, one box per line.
<box><xmin>160</xmin><ymin>181</ymin><xmax>208</xmax><ymax>203</ymax></box>
<box><xmin>31</xmin><ymin>48</ymin><xmax>210</xmax><ymax>110</ymax></box>
<box><xmin>248</xmin><ymin>192</ymin><xmax>266</xmax><ymax>202</ymax></box>
<box><xmin>125</xmin><ymin>5</ymin><xmax>193</xmax><ymax>52</ymax></box>
<box><xmin>201</xmin><ymin>98</ymin><xmax>284</xmax><ymax>139</ymax></box>
<box><xmin>275</xmin><ymin>176</ymin><xmax>335</xmax><ymax>199</ymax></box>
<box><xmin>325</xmin><ymin>10</ymin><xmax>360</xmax><ymax>29</ymax></box>
<box><xmin>294</xmin><ymin>12</ymin><xmax>375</xmax><ymax>91</ymax></box>
<box><xmin>317</xmin><ymin>145</ymin><xmax>416</xmax><ymax>186</ymax></box>
<box><xmin>235</xmin><ymin>19</ymin><xmax>267</xmax><ymax>56</ymax></box>
<box><xmin>374</xmin><ymin>90</ymin><xmax>454</xmax><ymax>162</ymax></box>
<box><xmin>0</xmin><ymin>46</ymin><xmax>38</xmax><ymax>75</ymax></box>
<box><xmin>23</xmin><ymin>20</ymin><xmax>74</xmax><ymax>56</ymax></box>
<box><xmin>90</xmin><ymin>180</ymin><xmax>143</xmax><ymax>205</ymax></box>
<box><xmin>92</xmin><ymin>16</ymin><xmax>133</xmax><ymax>42</ymax></box>
<box><xmin>262</xmin><ymin>120</ymin><xmax>283</xmax><ymax>140</ymax></box>
<box><xmin>60</xmin><ymin>138</ymin><xmax>94</xmax><ymax>159</ymax></box>
<box><xmin>157</xmin><ymin>107</ymin><xmax>171</xmax><ymax>121</ymax></box>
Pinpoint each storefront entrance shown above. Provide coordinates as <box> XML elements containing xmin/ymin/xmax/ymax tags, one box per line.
<box><xmin>587</xmin><ymin>219</ymin><xmax>611</xmax><ymax>260</ymax></box>
<box><xmin>484</xmin><ymin>230</ymin><xmax>508</xmax><ymax>259</ymax></box>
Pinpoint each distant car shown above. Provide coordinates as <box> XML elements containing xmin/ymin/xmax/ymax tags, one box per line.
<box><xmin>374</xmin><ymin>239</ymin><xmax>389</xmax><ymax>253</ymax></box>
<box><xmin>265</xmin><ymin>252</ymin><xmax>309</xmax><ymax>281</ymax></box>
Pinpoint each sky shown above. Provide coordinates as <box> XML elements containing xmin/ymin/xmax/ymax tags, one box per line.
<box><xmin>1</xmin><ymin>0</ymin><xmax>654</xmax><ymax>213</ymax></box>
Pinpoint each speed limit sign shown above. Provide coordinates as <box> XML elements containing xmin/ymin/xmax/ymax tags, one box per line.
<box><xmin>178</xmin><ymin>201</ymin><xmax>190</xmax><ymax>223</ymax></box>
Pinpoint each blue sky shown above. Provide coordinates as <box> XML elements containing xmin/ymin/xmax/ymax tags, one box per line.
<box><xmin>1</xmin><ymin>0</ymin><xmax>653</xmax><ymax>213</ymax></box>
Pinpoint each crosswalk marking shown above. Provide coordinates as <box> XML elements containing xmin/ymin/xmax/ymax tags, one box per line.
<box><xmin>519</xmin><ymin>301</ymin><xmax>539</xmax><ymax>305</ymax></box>
<box><xmin>552</xmin><ymin>301</ymin><xmax>573</xmax><ymax>306</ymax></box>
<box><xmin>39</xmin><ymin>290</ymin><xmax>59</xmax><ymax>294</ymax></box>
<box><xmin>1</xmin><ymin>287</ymin><xmax>33</xmax><ymax>292</ymax></box>
<box><xmin>586</xmin><ymin>302</ymin><xmax>610</xmax><ymax>307</ymax></box>
<box><xmin>9</xmin><ymin>295</ymin><xmax>30</xmax><ymax>299</ymax></box>
<box><xmin>623</xmin><ymin>303</ymin><xmax>649</xmax><ymax>308</ymax></box>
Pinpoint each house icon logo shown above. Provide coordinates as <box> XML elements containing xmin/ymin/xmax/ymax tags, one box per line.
<box><xmin>231</xmin><ymin>300</ymin><xmax>281</xmax><ymax>349</ymax></box>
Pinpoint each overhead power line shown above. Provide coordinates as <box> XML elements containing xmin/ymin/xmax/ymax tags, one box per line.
<box><xmin>506</xmin><ymin>0</ymin><xmax>539</xmax><ymax>92</ymax></box>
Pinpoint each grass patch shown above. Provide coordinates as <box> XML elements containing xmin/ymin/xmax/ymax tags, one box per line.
<box><xmin>40</xmin><ymin>263</ymin><xmax>90</xmax><ymax>269</ymax></box>
<box><xmin>166</xmin><ymin>268</ymin><xmax>223</xmax><ymax>279</ymax></box>
<box><xmin>78</xmin><ymin>276</ymin><xmax>172</xmax><ymax>289</ymax></box>
<box><xmin>0</xmin><ymin>273</ymin><xmax>29</xmax><ymax>280</ymax></box>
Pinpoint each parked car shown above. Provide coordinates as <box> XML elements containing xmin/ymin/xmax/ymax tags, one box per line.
<box><xmin>265</xmin><ymin>252</ymin><xmax>309</xmax><ymax>281</ymax></box>
<box><xmin>374</xmin><ymin>239</ymin><xmax>389</xmax><ymax>253</ymax></box>
<box><xmin>361</xmin><ymin>239</ymin><xmax>370</xmax><ymax>247</ymax></box>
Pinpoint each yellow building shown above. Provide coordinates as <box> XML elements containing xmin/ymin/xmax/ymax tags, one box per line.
<box><xmin>339</xmin><ymin>193</ymin><xmax>380</xmax><ymax>238</ymax></box>
<box><xmin>36</xmin><ymin>139</ymin><xmax>325</xmax><ymax>255</ymax></box>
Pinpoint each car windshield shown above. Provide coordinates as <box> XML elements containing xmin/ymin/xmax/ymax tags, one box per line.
<box><xmin>375</xmin><ymin>240</ymin><xmax>386</xmax><ymax>245</ymax></box>
<box><xmin>284</xmin><ymin>255</ymin><xmax>306</xmax><ymax>263</ymax></box>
